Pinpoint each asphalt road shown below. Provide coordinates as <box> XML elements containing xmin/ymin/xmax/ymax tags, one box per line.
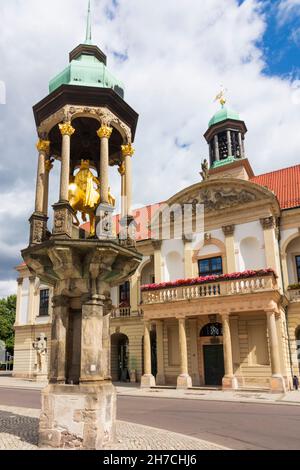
<box><xmin>0</xmin><ymin>387</ymin><xmax>300</xmax><ymax>450</ymax></box>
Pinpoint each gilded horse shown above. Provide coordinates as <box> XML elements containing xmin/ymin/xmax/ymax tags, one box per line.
<box><xmin>68</xmin><ymin>160</ymin><xmax>115</xmax><ymax>236</ymax></box>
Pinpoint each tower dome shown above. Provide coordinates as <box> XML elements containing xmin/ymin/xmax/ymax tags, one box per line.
<box><xmin>208</xmin><ymin>106</ymin><xmax>241</xmax><ymax>128</ymax></box>
<box><xmin>49</xmin><ymin>1</ymin><xmax>124</xmax><ymax>98</ymax></box>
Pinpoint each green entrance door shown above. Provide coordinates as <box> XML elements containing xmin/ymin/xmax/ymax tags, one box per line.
<box><xmin>203</xmin><ymin>345</ymin><xmax>225</xmax><ymax>386</ymax></box>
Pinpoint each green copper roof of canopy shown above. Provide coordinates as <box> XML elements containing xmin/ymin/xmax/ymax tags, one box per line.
<box><xmin>49</xmin><ymin>0</ymin><xmax>125</xmax><ymax>98</ymax></box>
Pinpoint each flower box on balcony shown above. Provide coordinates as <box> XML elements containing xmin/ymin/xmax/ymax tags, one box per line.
<box><xmin>141</xmin><ymin>269</ymin><xmax>277</xmax><ymax>292</ymax></box>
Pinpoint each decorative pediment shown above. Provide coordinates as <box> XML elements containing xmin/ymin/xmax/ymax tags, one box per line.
<box><xmin>183</xmin><ymin>187</ymin><xmax>257</xmax><ymax>212</ymax></box>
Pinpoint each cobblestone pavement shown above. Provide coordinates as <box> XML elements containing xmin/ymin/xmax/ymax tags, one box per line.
<box><xmin>0</xmin><ymin>406</ymin><xmax>227</xmax><ymax>451</ymax></box>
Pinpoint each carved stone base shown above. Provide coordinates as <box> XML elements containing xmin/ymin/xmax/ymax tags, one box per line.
<box><xmin>52</xmin><ymin>202</ymin><xmax>74</xmax><ymax>238</ymax></box>
<box><xmin>96</xmin><ymin>203</ymin><xmax>115</xmax><ymax>240</ymax></box>
<box><xmin>222</xmin><ymin>375</ymin><xmax>239</xmax><ymax>390</ymax></box>
<box><xmin>177</xmin><ymin>374</ymin><xmax>192</xmax><ymax>390</ymax></box>
<box><xmin>140</xmin><ymin>374</ymin><xmax>156</xmax><ymax>388</ymax></box>
<box><xmin>270</xmin><ymin>375</ymin><xmax>286</xmax><ymax>393</ymax></box>
<box><xmin>39</xmin><ymin>382</ymin><xmax>116</xmax><ymax>449</ymax></box>
<box><xmin>29</xmin><ymin>212</ymin><xmax>48</xmax><ymax>245</ymax></box>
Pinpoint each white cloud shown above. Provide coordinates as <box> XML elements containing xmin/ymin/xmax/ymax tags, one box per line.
<box><xmin>0</xmin><ymin>280</ymin><xmax>17</xmax><ymax>299</ymax></box>
<box><xmin>0</xmin><ymin>0</ymin><xmax>300</xmax><ymax>291</ymax></box>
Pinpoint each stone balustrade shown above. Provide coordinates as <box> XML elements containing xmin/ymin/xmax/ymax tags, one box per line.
<box><xmin>111</xmin><ymin>307</ymin><xmax>143</xmax><ymax>318</ymax></box>
<box><xmin>141</xmin><ymin>273</ymin><xmax>277</xmax><ymax>305</ymax></box>
<box><xmin>288</xmin><ymin>288</ymin><xmax>300</xmax><ymax>302</ymax></box>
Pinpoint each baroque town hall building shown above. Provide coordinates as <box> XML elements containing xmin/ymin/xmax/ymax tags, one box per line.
<box><xmin>13</xmin><ymin>21</ymin><xmax>300</xmax><ymax>393</ymax></box>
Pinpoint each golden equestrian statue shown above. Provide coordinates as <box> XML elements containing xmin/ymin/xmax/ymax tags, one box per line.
<box><xmin>68</xmin><ymin>160</ymin><xmax>115</xmax><ymax>237</ymax></box>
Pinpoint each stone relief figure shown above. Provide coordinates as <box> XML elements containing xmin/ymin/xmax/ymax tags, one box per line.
<box><xmin>33</xmin><ymin>333</ymin><xmax>48</xmax><ymax>375</ymax></box>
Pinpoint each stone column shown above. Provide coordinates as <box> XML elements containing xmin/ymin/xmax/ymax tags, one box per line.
<box><xmin>43</xmin><ymin>160</ymin><xmax>53</xmax><ymax>216</ymax></box>
<box><xmin>177</xmin><ymin>318</ymin><xmax>192</xmax><ymax>389</ymax></box>
<box><xmin>97</xmin><ymin>126</ymin><xmax>113</xmax><ymax>204</ymax></box>
<box><xmin>121</xmin><ymin>143</ymin><xmax>135</xmax><ymax>216</ymax></box>
<box><xmin>183</xmin><ymin>236</ymin><xmax>195</xmax><ymax>278</ymax></box>
<box><xmin>222</xmin><ymin>313</ymin><xmax>238</xmax><ymax>389</ymax></box>
<box><xmin>130</xmin><ymin>272</ymin><xmax>139</xmax><ymax>314</ymax></box>
<box><xmin>15</xmin><ymin>278</ymin><xmax>23</xmax><ymax>326</ymax></box>
<box><xmin>266</xmin><ymin>310</ymin><xmax>286</xmax><ymax>392</ymax></box>
<box><xmin>49</xmin><ymin>295</ymin><xmax>69</xmax><ymax>383</ymax></box>
<box><xmin>118</xmin><ymin>161</ymin><xmax>126</xmax><ymax>219</ymax></box>
<box><xmin>152</xmin><ymin>240</ymin><xmax>162</xmax><ymax>283</ymax></box>
<box><xmin>214</xmin><ymin>135</ymin><xmax>220</xmax><ymax>162</ymax></box>
<box><xmin>141</xmin><ymin>321</ymin><xmax>156</xmax><ymax>388</ymax></box>
<box><xmin>189</xmin><ymin>319</ymin><xmax>200</xmax><ymax>386</ymax></box>
<box><xmin>156</xmin><ymin>320</ymin><xmax>165</xmax><ymax>385</ymax></box>
<box><xmin>35</xmin><ymin>139</ymin><xmax>50</xmax><ymax>213</ymax></box>
<box><xmin>58</xmin><ymin>122</ymin><xmax>75</xmax><ymax>202</ymax></box>
<box><xmin>222</xmin><ymin>225</ymin><xmax>236</xmax><ymax>274</ymax></box>
<box><xmin>227</xmin><ymin>130</ymin><xmax>232</xmax><ymax>156</ymax></box>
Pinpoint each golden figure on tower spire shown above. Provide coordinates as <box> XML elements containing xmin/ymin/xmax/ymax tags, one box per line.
<box><xmin>214</xmin><ymin>86</ymin><xmax>227</xmax><ymax>107</ymax></box>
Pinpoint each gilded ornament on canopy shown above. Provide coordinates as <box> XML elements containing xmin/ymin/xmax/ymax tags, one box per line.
<box><xmin>36</xmin><ymin>139</ymin><xmax>51</xmax><ymax>154</ymax></box>
<box><xmin>59</xmin><ymin>122</ymin><xmax>75</xmax><ymax>136</ymax></box>
<box><xmin>97</xmin><ymin>126</ymin><xmax>113</xmax><ymax>139</ymax></box>
<box><xmin>121</xmin><ymin>143</ymin><xmax>135</xmax><ymax>157</ymax></box>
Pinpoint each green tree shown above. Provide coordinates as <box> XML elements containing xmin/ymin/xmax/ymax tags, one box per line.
<box><xmin>0</xmin><ymin>295</ymin><xmax>16</xmax><ymax>355</ymax></box>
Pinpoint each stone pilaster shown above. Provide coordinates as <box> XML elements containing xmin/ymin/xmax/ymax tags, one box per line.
<box><xmin>141</xmin><ymin>321</ymin><xmax>156</xmax><ymax>388</ymax></box>
<box><xmin>189</xmin><ymin>319</ymin><xmax>200</xmax><ymax>386</ymax></box>
<box><xmin>177</xmin><ymin>318</ymin><xmax>192</xmax><ymax>389</ymax></box>
<box><xmin>15</xmin><ymin>278</ymin><xmax>23</xmax><ymax>326</ymax></box>
<box><xmin>222</xmin><ymin>225</ymin><xmax>236</xmax><ymax>274</ymax></box>
<box><xmin>260</xmin><ymin>217</ymin><xmax>282</xmax><ymax>291</ymax></box>
<box><xmin>152</xmin><ymin>240</ymin><xmax>162</xmax><ymax>283</ymax></box>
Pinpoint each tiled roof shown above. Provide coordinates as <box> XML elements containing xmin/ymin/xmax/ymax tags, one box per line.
<box><xmin>251</xmin><ymin>164</ymin><xmax>300</xmax><ymax>210</ymax></box>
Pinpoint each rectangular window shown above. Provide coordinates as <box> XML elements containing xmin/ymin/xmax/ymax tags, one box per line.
<box><xmin>39</xmin><ymin>289</ymin><xmax>49</xmax><ymax>317</ymax></box>
<box><xmin>296</xmin><ymin>256</ymin><xmax>300</xmax><ymax>283</ymax></box>
<box><xmin>198</xmin><ymin>257</ymin><xmax>223</xmax><ymax>277</ymax></box>
<box><xmin>119</xmin><ymin>281</ymin><xmax>130</xmax><ymax>306</ymax></box>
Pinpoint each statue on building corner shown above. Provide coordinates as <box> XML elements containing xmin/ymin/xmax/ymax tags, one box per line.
<box><xmin>200</xmin><ymin>158</ymin><xmax>209</xmax><ymax>181</ymax></box>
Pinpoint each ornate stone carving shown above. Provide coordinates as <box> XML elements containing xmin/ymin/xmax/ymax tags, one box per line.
<box><xmin>260</xmin><ymin>216</ymin><xmax>276</xmax><ymax>230</ymax></box>
<box><xmin>59</xmin><ymin>122</ymin><xmax>75</xmax><ymax>137</ymax></box>
<box><xmin>52</xmin><ymin>203</ymin><xmax>73</xmax><ymax>238</ymax></box>
<box><xmin>184</xmin><ymin>188</ymin><xmax>257</xmax><ymax>212</ymax></box>
<box><xmin>97</xmin><ymin>126</ymin><xmax>113</xmax><ymax>139</ymax></box>
<box><xmin>222</xmin><ymin>225</ymin><xmax>235</xmax><ymax>236</ymax></box>
<box><xmin>121</xmin><ymin>143</ymin><xmax>135</xmax><ymax>157</ymax></box>
<box><xmin>29</xmin><ymin>213</ymin><xmax>47</xmax><ymax>245</ymax></box>
<box><xmin>200</xmin><ymin>159</ymin><xmax>209</xmax><ymax>181</ymax></box>
<box><xmin>36</xmin><ymin>139</ymin><xmax>51</xmax><ymax>154</ymax></box>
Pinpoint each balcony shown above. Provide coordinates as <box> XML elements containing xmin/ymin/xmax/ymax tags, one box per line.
<box><xmin>287</xmin><ymin>287</ymin><xmax>300</xmax><ymax>302</ymax></box>
<box><xmin>111</xmin><ymin>307</ymin><xmax>143</xmax><ymax>319</ymax></box>
<box><xmin>141</xmin><ymin>270</ymin><xmax>278</xmax><ymax>305</ymax></box>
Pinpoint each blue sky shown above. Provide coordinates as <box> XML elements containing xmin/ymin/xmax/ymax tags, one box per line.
<box><xmin>1</xmin><ymin>0</ymin><xmax>300</xmax><ymax>296</ymax></box>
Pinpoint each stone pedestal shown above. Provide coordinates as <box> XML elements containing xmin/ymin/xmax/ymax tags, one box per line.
<box><xmin>222</xmin><ymin>375</ymin><xmax>238</xmax><ymax>390</ymax></box>
<box><xmin>95</xmin><ymin>203</ymin><xmax>115</xmax><ymax>240</ymax></box>
<box><xmin>141</xmin><ymin>374</ymin><xmax>156</xmax><ymax>388</ymax></box>
<box><xmin>177</xmin><ymin>374</ymin><xmax>192</xmax><ymax>390</ymax></box>
<box><xmin>29</xmin><ymin>212</ymin><xmax>48</xmax><ymax>245</ymax></box>
<box><xmin>33</xmin><ymin>373</ymin><xmax>48</xmax><ymax>383</ymax></box>
<box><xmin>52</xmin><ymin>202</ymin><xmax>74</xmax><ymax>238</ymax></box>
<box><xmin>39</xmin><ymin>382</ymin><xmax>116</xmax><ymax>449</ymax></box>
<box><xmin>270</xmin><ymin>375</ymin><xmax>286</xmax><ymax>393</ymax></box>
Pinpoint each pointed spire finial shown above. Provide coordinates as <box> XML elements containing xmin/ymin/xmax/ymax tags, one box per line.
<box><xmin>85</xmin><ymin>0</ymin><xmax>92</xmax><ymax>45</ymax></box>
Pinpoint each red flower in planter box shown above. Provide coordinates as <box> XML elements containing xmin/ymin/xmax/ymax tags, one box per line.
<box><xmin>141</xmin><ymin>269</ymin><xmax>276</xmax><ymax>292</ymax></box>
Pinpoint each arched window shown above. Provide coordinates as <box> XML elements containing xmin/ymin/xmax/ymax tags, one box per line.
<box><xmin>200</xmin><ymin>323</ymin><xmax>223</xmax><ymax>337</ymax></box>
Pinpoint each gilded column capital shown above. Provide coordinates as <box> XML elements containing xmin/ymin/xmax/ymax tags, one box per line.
<box><xmin>59</xmin><ymin>122</ymin><xmax>75</xmax><ymax>137</ymax></box>
<box><xmin>36</xmin><ymin>139</ymin><xmax>50</xmax><ymax>154</ymax></box>
<box><xmin>97</xmin><ymin>126</ymin><xmax>113</xmax><ymax>139</ymax></box>
<box><xmin>45</xmin><ymin>160</ymin><xmax>54</xmax><ymax>173</ymax></box>
<box><xmin>121</xmin><ymin>143</ymin><xmax>135</xmax><ymax>157</ymax></box>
